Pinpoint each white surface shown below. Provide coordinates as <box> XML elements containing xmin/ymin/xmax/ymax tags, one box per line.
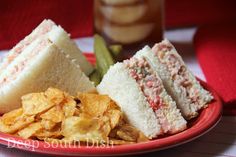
<box><xmin>0</xmin><ymin>29</ymin><xmax>233</xmax><ymax>157</ymax></box>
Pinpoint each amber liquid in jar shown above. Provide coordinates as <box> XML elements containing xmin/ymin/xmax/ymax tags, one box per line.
<box><xmin>94</xmin><ymin>0</ymin><xmax>164</xmax><ymax>59</ymax></box>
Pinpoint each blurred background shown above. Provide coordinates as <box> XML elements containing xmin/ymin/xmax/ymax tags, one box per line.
<box><xmin>0</xmin><ymin>0</ymin><xmax>236</xmax><ymax>49</ymax></box>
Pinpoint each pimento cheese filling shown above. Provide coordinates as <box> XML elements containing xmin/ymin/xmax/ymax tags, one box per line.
<box><xmin>0</xmin><ymin>21</ymin><xmax>54</xmax><ymax>73</ymax></box>
<box><xmin>124</xmin><ymin>57</ymin><xmax>163</xmax><ymax>111</ymax></box>
<box><xmin>0</xmin><ymin>39</ymin><xmax>51</xmax><ymax>86</ymax></box>
<box><xmin>155</xmin><ymin>43</ymin><xmax>201</xmax><ymax>105</ymax></box>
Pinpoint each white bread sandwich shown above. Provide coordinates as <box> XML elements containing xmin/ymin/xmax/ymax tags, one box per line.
<box><xmin>0</xmin><ymin>25</ymin><xmax>95</xmax><ymax>113</ymax></box>
<box><xmin>97</xmin><ymin>47</ymin><xmax>187</xmax><ymax>139</ymax></box>
<box><xmin>0</xmin><ymin>19</ymin><xmax>94</xmax><ymax>76</ymax></box>
<box><xmin>135</xmin><ymin>39</ymin><xmax>213</xmax><ymax>119</ymax></box>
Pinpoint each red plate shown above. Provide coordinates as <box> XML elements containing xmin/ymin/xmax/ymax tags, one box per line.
<box><xmin>0</xmin><ymin>53</ymin><xmax>222</xmax><ymax>156</ymax></box>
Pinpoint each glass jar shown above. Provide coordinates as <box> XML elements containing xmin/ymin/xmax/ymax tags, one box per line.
<box><xmin>94</xmin><ymin>0</ymin><xmax>164</xmax><ymax>59</ymax></box>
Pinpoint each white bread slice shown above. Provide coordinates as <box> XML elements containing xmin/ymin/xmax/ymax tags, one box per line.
<box><xmin>97</xmin><ymin>63</ymin><xmax>161</xmax><ymax>139</ymax></box>
<box><xmin>0</xmin><ymin>38</ymin><xmax>95</xmax><ymax>113</ymax></box>
<box><xmin>136</xmin><ymin>41</ymin><xmax>213</xmax><ymax>119</ymax></box>
<box><xmin>134</xmin><ymin>47</ymin><xmax>187</xmax><ymax>134</ymax></box>
<box><xmin>46</xmin><ymin>21</ymin><xmax>94</xmax><ymax>75</ymax></box>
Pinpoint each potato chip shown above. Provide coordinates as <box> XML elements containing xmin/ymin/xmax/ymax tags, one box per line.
<box><xmin>45</xmin><ymin>88</ymin><xmax>65</xmax><ymax>104</ymax></box>
<box><xmin>40</xmin><ymin>105</ymin><xmax>64</xmax><ymax>123</ymax></box>
<box><xmin>35</xmin><ymin>129</ymin><xmax>61</xmax><ymax>139</ymax></box>
<box><xmin>73</xmin><ymin>108</ymin><xmax>80</xmax><ymax>116</ymax></box>
<box><xmin>105</xmin><ymin>109</ymin><xmax>121</xmax><ymax>129</ymax></box>
<box><xmin>0</xmin><ymin>108</ymin><xmax>23</xmax><ymax>125</ymax></box>
<box><xmin>108</xmin><ymin>127</ymin><xmax>118</xmax><ymax>138</ymax></box>
<box><xmin>77</xmin><ymin>93</ymin><xmax>110</xmax><ymax>117</ymax></box>
<box><xmin>116</xmin><ymin>125</ymin><xmax>139</xmax><ymax>142</ymax></box>
<box><xmin>108</xmin><ymin>100</ymin><xmax>121</xmax><ymax>110</ymax></box>
<box><xmin>61</xmin><ymin>116</ymin><xmax>108</xmax><ymax>142</ymax></box>
<box><xmin>137</xmin><ymin>131</ymin><xmax>149</xmax><ymax>143</ymax></box>
<box><xmin>40</xmin><ymin>119</ymin><xmax>57</xmax><ymax>130</ymax></box>
<box><xmin>62</xmin><ymin>117</ymin><xmax>99</xmax><ymax>136</ymax></box>
<box><xmin>17</xmin><ymin>122</ymin><xmax>42</xmax><ymax>139</ymax></box>
<box><xmin>66</xmin><ymin>131</ymin><xmax>105</xmax><ymax>143</ymax></box>
<box><xmin>62</xmin><ymin>96</ymin><xmax>76</xmax><ymax>117</ymax></box>
<box><xmin>99</xmin><ymin>119</ymin><xmax>111</xmax><ymax>138</ymax></box>
<box><xmin>0</xmin><ymin>115</ymin><xmax>34</xmax><ymax>134</ymax></box>
<box><xmin>22</xmin><ymin>93</ymin><xmax>55</xmax><ymax>115</ymax></box>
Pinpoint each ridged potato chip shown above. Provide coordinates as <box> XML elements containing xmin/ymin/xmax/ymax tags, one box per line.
<box><xmin>116</xmin><ymin>125</ymin><xmax>139</xmax><ymax>142</ymax></box>
<box><xmin>45</xmin><ymin>88</ymin><xmax>65</xmax><ymax>105</ymax></box>
<box><xmin>62</xmin><ymin>117</ymin><xmax>99</xmax><ymax>135</ymax></box>
<box><xmin>35</xmin><ymin>126</ymin><xmax>61</xmax><ymax>139</ymax></box>
<box><xmin>17</xmin><ymin>122</ymin><xmax>42</xmax><ymax>139</ymax></box>
<box><xmin>0</xmin><ymin>108</ymin><xmax>23</xmax><ymax>125</ymax></box>
<box><xmin>62</xmin><ymin>96</ymin><xmax>76</xmax><ymax>117</ymax></box>
<box><xmin>105</xmin><ymin>109</ymin><xmax>121</xmax><ymax>129</ymax></box>
<box><xmin>0</xmin><ymin>115</ymin><xmax>34</xmax><ymax>134</ymax></box>
<box><xmin>62</xmin><ymin>116</ymin><xmax>109</xmax><ymax>142</ymax></box>
<box><xmin>40</xmin><ymin>119</ymin><xmax>57</xmax><ymax>130</ymax></box>
<box><xmin>78</xmin><ymin>93</ymin><xmax>110</xmax><ymax>117</ymax></box>
<box><xmin>110</xmin><ymin>124</ymin><xmax>149</xmax><ymax>143</ymax></box>
<box><xmin>77</xmin><ymin>93</ymin><xmax>121</xmax><ymax>128</ymax></box>
<box><xmin>137</xmin><ymin>131</ymin><xmax>149</xmax><ymax>143</ymax></box>
<box><xmin>22</xmin><ymin>93</ymin><xmax>55</xmax><ymax>115</ymax></box>
<box><xmin>40</xmin><ymin>105</ymin><xmax>64</xmax><ymax>123</ymax></box>
<box><xmin>99</xmin><ymin>119</ymin><xmax>112</xmax><ymax>138</ymax></box>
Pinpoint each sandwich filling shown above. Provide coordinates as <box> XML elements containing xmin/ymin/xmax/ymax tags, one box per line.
<box><xmin>0</xmin><ymin>39</ymin><xmax>51</xmax><ymax>87</ymax></box>
<box><xmin>0</xmin><ymin>20</ymin><xmax>54</xmax><ymax>73</ymax></box>
<box><xmin>154</xmin><ymin>43</ymin><xmax>202</xmax><ymax>106</ymax></box>
<box><xmin>124</xmin><ymin>57</ymin><xmax>173</xmax><ymax>132</ymax></box>
<box><xmin>124</xmin><ymin>57</ymin><xmax>163</xmax><ymax>111</ymax></box>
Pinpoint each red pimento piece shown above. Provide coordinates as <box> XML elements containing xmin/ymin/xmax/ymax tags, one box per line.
<box><xmin>146</xmin><ymin>81</ymin><xmax>153</xmax><ymax>88</ymax></box>
<box><xmin>130</xmin><ymin>69</ymin><xmax>138</xmax><ymax>79</ymax></box>
<box><xmin>147</xmin><ymin>95</ymin><xmax>164</xmax><ymax>112</ymax></box>
<box><xmin>149</xmin><ymin>100</ymin><xmax>159</xmax><ymax>111</ymax></box>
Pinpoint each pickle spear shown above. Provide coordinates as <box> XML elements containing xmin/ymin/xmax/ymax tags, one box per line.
<box><xmin>89</xmin><ymin>68</ymin><xmax>101</xmax><ymax>86</ymax></box>
<box><xmin>94</xmin><ymin>34</ymin><xmax>115</xmax><ymax>76</ymax></box>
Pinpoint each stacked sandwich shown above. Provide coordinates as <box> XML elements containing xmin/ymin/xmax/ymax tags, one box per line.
<box><xmin>0</xmin><ymin>20</ymin><xmax>95</xmax><ymax>113</ymax></box>
<box><xmin>97</xmin><ymin>39</ymin><xmax>213</xmax><ymax>139</ymax></box>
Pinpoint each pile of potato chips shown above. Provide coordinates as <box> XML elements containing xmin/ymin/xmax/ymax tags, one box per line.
<box><xmin>0</xmin><ymin>88</ymin><xmax>148</xmax><ymax>145</ymax></box>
